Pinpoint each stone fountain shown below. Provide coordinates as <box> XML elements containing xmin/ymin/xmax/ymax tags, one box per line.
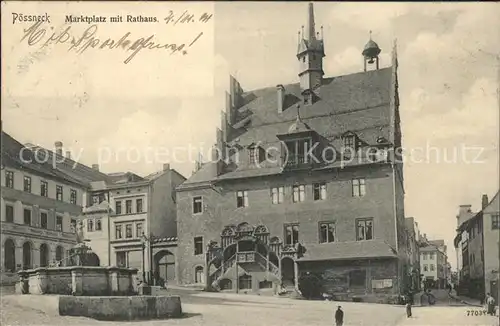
<box><xmin>15</xmin><ymin>220</ymin><xmax>182</xmax><ymax>321</ymax></box>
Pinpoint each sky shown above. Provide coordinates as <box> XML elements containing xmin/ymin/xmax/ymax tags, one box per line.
<box><xmin>2</xmin><ymin>2</ymin><xmax>500</xmax><ymax>269</ymax></box>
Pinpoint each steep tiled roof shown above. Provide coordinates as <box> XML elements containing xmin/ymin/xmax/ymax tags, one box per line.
<box><xmin>1</xmin><ymin>132</ymin><xmax>82</xmax><ymax>186</ymax></box>
<box><xmin>180</xmin><ymin>67</ymin><xmax>395</xmax><ymax>187</ymax></box>
<box><xmin>25</xmin><ymin>144</ymin><xmax>112</xmax><ymax>186</ymax></box>
<box><xmin>298</xmin><ymin>240</ymin><xmax>397</xmax><ymax>262</ymax></box>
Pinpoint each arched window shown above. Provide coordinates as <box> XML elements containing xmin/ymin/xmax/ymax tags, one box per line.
<box><xmin>4</xmin><ymin>239</ymin><xmax>16</xmax><ymax>272</ymax></box>
<box><xmin>22</xmin><ymin>242</ymin><xmax>32</xmax><ymax>269</ymax></box>
<box><xmin>39</xmin><ymin>244</ymin><xmax>49</xmax><ymax>267</ymax></box>
<box><xmin>194</xmin><ymin>266</ymin><xmax>204</xmax><ymax>284</ymax></box>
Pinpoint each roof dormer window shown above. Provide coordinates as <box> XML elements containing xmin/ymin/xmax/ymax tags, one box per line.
<box><xmin>248</xmin><ymin>144</ymin><xmax>264</xmax><ymax>165</ymax></box>
<box><xmin>343</xmin><ymin>135</ymin><xmax>356</xmax><ymax>150</ymax></box>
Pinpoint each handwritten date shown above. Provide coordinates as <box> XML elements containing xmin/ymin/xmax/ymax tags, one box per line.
<box><xmin>466</xmin><ymin>310</ymin><xmax>487</xmax><ymax>316</ymax></box>
<box><xmin>164</xmin><ymin>11</ymin><xmax>212</xmax><ymax>25</ymax></box>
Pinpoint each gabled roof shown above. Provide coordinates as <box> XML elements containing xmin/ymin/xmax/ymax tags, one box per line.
<box><xmin>25</xmin><ymin>144</ymin><xmax>112</xmax><ymax>186</ymax></box>
<box><xmin>1</xmin><ymin>132</ymin><xmax>83</xmax><ymax>186</ymax></box>
<box><xmin>180</xmin><ymin>67</ymin><xmax>395</xmax><ymax>187</ymax></box>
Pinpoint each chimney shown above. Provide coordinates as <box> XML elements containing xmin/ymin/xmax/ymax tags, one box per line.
<box><xmin>277</xmin><ymin>84</ymin><xmax>285</xmax><ymax>113</ymax></box>
<box><xmin>481</xmin><ymin>194</ymin><xmax>489</xmax><ymax>210</ymax></box>
<box><xmin>66</xmin><ymin>151</ymin><xmax>72</xmax><ymax>160</ymax></box>
<box><xmin>54</xmin><ymin>141</ymin><xmax>63</xmax><ymax>156</ymax></box>
<box><xmin>92</xmin><ymin>164</ymin><xmax>99</xmax><ymax>171</ymax></box>
<box><xmin>163</xmin><ymin>163</ymin><xmax>170</xmax><ymax>172</ymax></box>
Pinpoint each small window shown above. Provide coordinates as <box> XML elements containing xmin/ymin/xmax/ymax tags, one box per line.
<box><xmin>423</xmin><ymin>264</ymin><xmax>428</xmax><ymax>272</ymax></box>
<box><xmin>193</xmin><ymin>196</ymin><xmax>203</xmax><ymax>214</ymax></box>
<box><xmin>492</xmin><ymin>214</ymin><xmax>500</xmax><ymax>230</ymax></box>
<box><xmin>125</xmin><ymin>200</ymin><xmax>132</xmax><ymax>214</ymax></box>
<box><xmin>319</xmin><ymin>222</ymin><xmax>335</xmax><ymax>243</ymax></box>
<box><xmin>236</xmin><ymin>191</ymin><xmax>249</xmax><ymax>208</ymax></box>
<box><xmin>95</xmin><ymin>219</ymin><xmax>102</xmax><ymax>231</ymax></box>
<box><xmin>429</xmin><ymin>252</ymin><xmax>434</xmax><ymax>260</ymax></box>
<box><xmin>56</xmin><ymin>185</ymin><xmax>63</xmax><ymax>201</ymax></box>
<box><xmin>136</xmin><ymin>199</ymin><xmax>143</xmax><ymax>213</ymax></box>
<box><xmin>92</xmin><ymin>195</ymin><xmax>100</xmax><ymax>204</ymax></box>
<box><xmin>70</xmin><ymin>189</ymin><xmax>77</xmax><ymax>204</ymax></box>
<box><xmin>430</xmin><ymin>264</ymin><xmax>435</xmax><ymax>271</ymax></box>
<box><xmin>284</xmin><ymin>224</ymin><xmax>299</xmax><ymax>245</ymax></box>
<box><xmin>5</xmin><ymin>205</ymin><xmax>14</xmax><ymax>223</ymax></box>
<box><xmin>56</xmin><ymin>216</ymin><xmax>63</xmax><ymax>231</ymax></box>
<box><xmin>5</xmin><ymin>171</ymin><xmax>14</xmax><ymax>188</ymax></box>
<box><xmin>249</xmin><ymin>147</ymin><xmax>259</xmax><ymax>164</ymax></box>
<box><xmin>194</xmin><ymin>236</ymin><xmax>203</xmax><ymax>255</ymax></box>
<box><xmin>136</xmin><ymin>222</ymin><xmax>143</xmax><ymax>238</ymax></box>
<box><xmin>87</xmin><ymin>219</ymin><xmax>94</xmax><ymax>232</ymax></box>
<box><xmin>422</xmin><ymin>253</ymin><xmax>427</xmax><ymax>260</ymax></box>
<box><xmin>40</xmin><ymin>181</ymin><xmax>48</xmax><ymax>197</ymax></box>
<box><xmin>343</xmin><ymin>135</ymin><xmax>355</xmax><ymax>149</ymax></box>
<box><xmin>115</xmin><ymin>224</ymin><xmax>123</xmax><ymax>239</ymax></box>
<box><xmin>125</xmin><ymin>224</ymin><xmax>133</xmax><ymax>238</ymax></box>
<box><xmin>271</xmin><ymin>187</ymin><xmax>284</xmax><ymax>204</ymax></box>
<box><xmin>292</xmin><ymin>185</ymin><xmax>305</xmax><ymax>203</ymax></box>
<box><xmin>352</xmin><ymin>178</ymin><xmax>366</xmax><ymax>197</ymax></box>
<box><xmin>313</xmin><ymin>182</ymin><xmax>327</xmax><ymax>201</ymax></box>
<box><xmin>115</xmin><ymin>201</ymin><xmax>122</xmax><ymax>215</ymax></box>
<box><xmin>23</xmin><ymin>209</ymin><xmax>31</xmax><ymax>225</ymax></box>
<box><xmin>70</xmin><ymin>219</ymin><xmax>77</xmax><ymax>233</ymax></box>
<box><xmin>356</xmin><ymin>218</ymin><xmax>373</xmax><ymax>241</ymax></box>
<box><xmin>23</xmin><ymin>176</ymin><xmax>32</xmax><ymax>193</ymax></box>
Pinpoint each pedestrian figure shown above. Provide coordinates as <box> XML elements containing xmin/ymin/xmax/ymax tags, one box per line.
<box><xmin>486</xmin><ymin>293</ymin><xmax>496</xmax><ymax>315</ymax></box>
<box><xmin>335</xmin><ymin>305</ymin><xmax>344</xmax><ymax>326</ymax></box>
<box><xmin>406</xmin><ymin>300</ymin><xmax>412</xmax><ymax>318</ymax></box>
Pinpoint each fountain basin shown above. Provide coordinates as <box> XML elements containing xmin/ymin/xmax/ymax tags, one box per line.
<box><xmin>17</xmin><ymin>266</ymin><xmax>138</xmax><ymax>296</ymax></box>
<box><xmin>59</xmin><ymin>295</ymin><xmax>182</xmax><ymax>320</ymax></box>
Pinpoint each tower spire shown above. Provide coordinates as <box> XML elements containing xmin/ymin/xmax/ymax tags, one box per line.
<box><xmin>306</xmin><ymin>2</ymin><xmax>316</xmax><ymax>41</ymax></box>
<box><xmin>296</xmin><ymin>2</ymin><xmax>325</xmax><ymax>94</ymax></box>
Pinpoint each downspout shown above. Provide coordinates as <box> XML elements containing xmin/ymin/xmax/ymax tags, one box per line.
<box><xmin>107</xmin><ymin>190</ymin><xmax>111</xmax><ymax>266</ymax></box>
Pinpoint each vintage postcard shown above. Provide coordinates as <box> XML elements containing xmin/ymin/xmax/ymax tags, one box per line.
<box><xmin>1</xmin><ymin>1</ymin><xmax>499</xmax><ymax>325</ymax></box>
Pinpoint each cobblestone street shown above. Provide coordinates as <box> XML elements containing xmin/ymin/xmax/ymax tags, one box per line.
<box><xmin>2</xmin><ymin>289</ymin><xmax>499</xmax><ymax>326</ymax></box>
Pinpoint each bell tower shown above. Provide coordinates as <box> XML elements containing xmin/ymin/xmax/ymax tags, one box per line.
<box><xmin>362</xmin><ymin>31</ymin><xmax>382</xmax><ymax>72</ymax></box>
<box><xmin>297</xmin><ymin>2</ymin><xmax>325</xmax><ymax>94</ymax></box>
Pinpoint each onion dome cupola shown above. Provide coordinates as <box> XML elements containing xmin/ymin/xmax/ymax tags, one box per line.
<box><xmin>362</xmin><ymin>31</ymin><xmax>381</xmax><ymax>71</ymax></box>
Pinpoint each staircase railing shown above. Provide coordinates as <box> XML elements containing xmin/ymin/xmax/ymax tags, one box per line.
<box><xmin>209</xmin><ymin>254</ymin><xmax>236</xmax><ymax>287</ymax></box>
<box><xmin>255</xmin><ymin>252</ymin><xmax>279</xmax><ymax>276</ymax></box>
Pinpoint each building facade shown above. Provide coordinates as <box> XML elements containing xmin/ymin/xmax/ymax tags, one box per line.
<box><xmin>419</xmin><ymin>238</ymin><xmax>448</xmax><ymax>289</ymax></box>
<box><xmin>404</xmin><ymin>217</ymin><xmax>421</xmax><ymax>291</ymax></box>
<box><xmin>82</xmin><ymin>164</ymin><xmax>186</xmax><ymax>285</ymax></box>
<box><xmin>455</xmin><ymin>192</ymin><xmax>500</xmax><ymax>301</ymax></box>
<box><xmin>1</xmin><ymin>133</ymin><xmax>85</xmax><ymax>284</ymax></box>
<box><xmin>176</xmin><ymin>3</ymin><xmax>409</xmax><ymax>302</ymax></box>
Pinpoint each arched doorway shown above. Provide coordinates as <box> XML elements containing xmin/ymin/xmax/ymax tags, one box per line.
<box><xmin>4</xmin><ymin>239</ymin><xmax>16</xmax><ymax>272</ymax></box>
<box><xmin>155</xmin><ymin>250</ymin><xmax>175</xmax><ymax>284</ymax></box>
<box><xmin>22</xmin><ymin>242</ymin><xmax>32</xmax><ymax>269</ymax></box>
<box><xmin>55</xmin><ymin>246</ymin><xmax>64</xmax><ymax>266</ymax></box>
<box><xmin>85</xmin><ymin>252</ymin><xmax>100</xmax><ymax>266</ymax></box>
<box><xmin>39</xmin><ymin>244</ymin><xmax>49</xmax><ymax>267</ymax></box>
<box><xmin>281</xmin><ymin>257</ymin><xmax>295</xmax><ymax>286</ymax></box>
<box><xmin>194</xmin><ymin>266</ymin><xmax>205</xmax><ymax>284</ymax></box>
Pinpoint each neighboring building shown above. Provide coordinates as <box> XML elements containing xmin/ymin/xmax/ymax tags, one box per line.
<box><xmin>82</xmin><ymin>164</ymin><xmax>186</xmax><ymax>285</ymax></box>
<box><xmin>454</xmin><ymin>204</ymin><xmax>476</xmax><ymax>282</ymax></box>
<box><xmin>1</xmin><ymin>133</ymin><xmax>87</xmax><ymax>284</ymax></box>
<box><xmin>404</xmin><ymin>217</ymin><xmax>421</xmax><ymax>291</ymax></box>
<box><xmin>419</xmin><ymin>237</ymin><xmax>448</xmax><ymax>289</ymax></box>
<box><xmin>176</xmin><ymin>3</ymin><xmax>409</xmax><ymax>302</ymax></box>
<box><xmin>455</xmin><ymin>192</ymin><xmax>500</xmax><ymax>302</ymax></box>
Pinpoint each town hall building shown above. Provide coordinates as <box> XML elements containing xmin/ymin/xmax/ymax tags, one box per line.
<box><xmin>176</xmin><ymin>3</ymin><xmax>409</xmax><ymax>302</ymax></box>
